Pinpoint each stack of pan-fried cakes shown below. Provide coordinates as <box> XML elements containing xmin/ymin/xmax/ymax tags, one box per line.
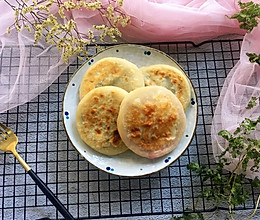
<box><xmin>76</xmin><ymin>57</ymin><xmax>191</xmax><ymax>159</ymax></box>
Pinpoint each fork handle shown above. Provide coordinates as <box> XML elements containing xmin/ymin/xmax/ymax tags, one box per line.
<box><xmin>28</xmin><ymin>169</ymin><xmax>75</xmax><ymax>220</ymax></box>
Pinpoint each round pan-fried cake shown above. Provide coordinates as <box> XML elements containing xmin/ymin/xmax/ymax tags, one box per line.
<box><xmin>140</xmin><ymin>64</ymin><xmax>191</xmax><ymax>111</ymax></box>
<box><xmin>79</xmin><ymin>57</ymin><xmax>144</xmax><ymax>100</ymax></box>
<box><xmin>76</xmin><ymin>86</ymin><xmax>129</xmax><ymax>156</ymax></box>
<box><xmin>117</xmin><ymin>86</ymin><xmax>186</xmax><ymax>159</ymax></box>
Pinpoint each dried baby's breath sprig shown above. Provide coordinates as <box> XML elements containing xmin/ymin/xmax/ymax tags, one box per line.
<box><xmin>4</xmin><ymin>0</ymin><xmax>130</xmax><ymax>63</ymax></box>
<box><xmin>91</xmin><ymin>0</ymin><xmax>131</xmax><ymax>42</ymax></box>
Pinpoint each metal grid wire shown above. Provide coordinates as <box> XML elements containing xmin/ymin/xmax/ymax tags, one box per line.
<box><xmin>0</xmin><ymin>39</ymin><xmax>259</xmax><ymax>220</ymax></box>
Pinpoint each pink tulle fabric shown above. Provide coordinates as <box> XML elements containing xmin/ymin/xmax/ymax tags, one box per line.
<box><xmin>119</xmin><ymin>0</ymin><xmax>247</xmax><ymax>43</ymax></box>
<box><xmin>69</xmin><ymin>0</ymin><xmax>247</xmax><ymax>43</ymax></box>
<box><xmin>0</xmin><ymin>1</ymin><xmax>72</xmax><ymax>113</ymax></box>
<box><xmin>0</xmin><ymin>0</ymin><xmax>256</xmax><ymax>114</ymax></box>
<box><xmin>211</xmin><ymin>26</ymin><xmax>260</xmax><ymax>179</ymax></box>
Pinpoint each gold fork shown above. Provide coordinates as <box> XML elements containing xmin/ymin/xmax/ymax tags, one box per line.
<box><xmin>0</xmin><ymin>122</ymin><xmax>74</xmax><ymax>220</ymax></box>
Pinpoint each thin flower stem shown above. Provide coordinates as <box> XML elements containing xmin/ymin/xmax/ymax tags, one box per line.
<box><xmin>229</xmin><ymin>206</ymin><xmax>235</xmax><ymax>220</ymax></box>
<box><xmin>227</xmin><ymin>154</ymin><xmax>246</xmax><ymax>186</ymax></box>
<box><xmin>246</xmin><ymin>194</ymin><xmax>260</xmax><ymax>220</ymax></box>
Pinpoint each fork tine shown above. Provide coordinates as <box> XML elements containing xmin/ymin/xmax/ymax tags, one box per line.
<box><xmin>0</xmin><ymin>122</ymin><xmax>12</xmax><ymax>134</ymax></box>
<box><xmin>0</xmin><ymin>126</ymin><xmax>7</xmax><ymax>140</ymax></box>
<box><xmin>0</xmin><ymin>132</ymin><xmax>5</xmax><ymax>142</ymax></box>
<box><xmin>0</xmin><ymin>123</ymin><xmax>12</xmax><ymax>139</ymax></box>
<box><xmin>0</xmin><ymin>128</ymin><xmax>8</xmax><ymax>139</ymax></box>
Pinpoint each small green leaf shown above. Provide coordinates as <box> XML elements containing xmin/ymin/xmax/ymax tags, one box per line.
<box><xmin>246</xmin><ymin>94</ymin><xmax>260</xmax><ymax>109</ymax></box>
<box><xmin>197</xmin><ymin>213</ymin><xmax>204</xmax><ymax>220</ymax></box>
<box><xmin>251</xmin><ymin>177</ymin><xmax>260</xmax><ymax>187</ymax></box>
<box><xmin>228</xmin><ymin>1</ymin><xmax>260</xmax><ymax>33</ymax></box>
<box><xmin>218</xmin><ymin>130</ymin><xmax>232</xmax><ymax>140</ymax></box>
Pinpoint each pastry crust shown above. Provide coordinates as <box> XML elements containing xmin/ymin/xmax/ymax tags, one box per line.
<box><xmin>76</xmin><ymin>86</ymin><xmax>129</xmax><ymax>156</ymax></box>
<box><xmin>79</xmin><ymin>57</ymin><xmax>144</xmax><ymax>100</ymax></box>
<box><xmin>140</xmin><ymin>64</ymin><xmax>191</xmax><ymax>111</ymax></box>
<box><xmin>117</xmin><ymin>86</ymin><xmax>186</xmax><ymax>159</ymax></box>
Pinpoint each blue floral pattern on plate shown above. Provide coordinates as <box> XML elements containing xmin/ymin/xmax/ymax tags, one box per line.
<box><xmin>88</xmin><ymin>59</ymin><xmax>94</xmax><ymax>65</ymax></box>
<box><xmin>106</xmin><ymin>166</ymin><xmax>114</xmax><ymax>172</ymax></box>
<box><xmin>65</xmin><ymin>111</ymin><xmax>69</xmax><ymax>119</ymax></box>
<box><xmin>164</xmin><ymin>157</ymin><xmax>172</xmax><ymax>163</ymax></box>
<box><xmin>191</xmin><ymin>98</ymin><xmax>195</xmax><ymax>105</ymax></box>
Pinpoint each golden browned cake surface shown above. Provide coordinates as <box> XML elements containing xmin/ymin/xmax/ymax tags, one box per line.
<box><xmin>76</xmin><ymin>86</ymin><xmax>129</xmax><ymax>156</ymax></box>
<box><xmin>79</xmin><ymin>57</ymin><xmax>144</xmax><ymax>100</ymax></box>
<box><xmin>140</xmin><ymin>64</ymin><xmax>191</xmax><ymax>111</ymax></box>
<box><xmin>117</xmin><ymin>86</ymin><xmax>186</xmax><ymax>159</ymax></box>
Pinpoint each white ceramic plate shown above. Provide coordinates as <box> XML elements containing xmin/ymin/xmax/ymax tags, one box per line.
<box><xmin>62</xmin><ymin>44</ymin><xmax>198</xmax><ymax>177</ymax></box>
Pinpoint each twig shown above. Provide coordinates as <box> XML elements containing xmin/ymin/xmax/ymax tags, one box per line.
<box><xmin>246</xmin><ymin>194</ymin><xmax>260</xmax><ymax>220</ymax></box>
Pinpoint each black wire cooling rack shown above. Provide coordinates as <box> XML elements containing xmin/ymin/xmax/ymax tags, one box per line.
<box><xmin>1</xmin><ymin>39</ymin><xmax>259</xmax><ymax>220</ymax></box>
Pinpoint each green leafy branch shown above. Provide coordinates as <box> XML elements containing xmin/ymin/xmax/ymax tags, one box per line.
<box><xmin>229</xmin><ymin>0</ymin><xmax>260</xmax><ymax>33</ymax></box>
<box><xmin>187</xmin><ymin>97</ymin><xmax>260</xmax><ymax>219</ymax></box>
<box><xmin>5</xmin><ymin>0</ymin><xmax>130</xmax><ymax>63</ymax></box>
<box><xmin>228</xmin><ymin>0</ymin><xmax>260</xmax><ymax>65</ymax></box>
